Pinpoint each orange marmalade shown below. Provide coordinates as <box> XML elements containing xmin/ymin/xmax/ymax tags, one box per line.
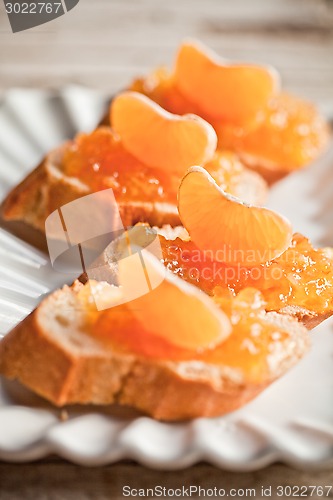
<box><xmin>84</xmin><ymin>285</ymin><xmax>305</xmax><ymax>384</ymax></box>
<box><xmin>62</xmin><ymin>127</ymin><xmax>179</xmax><ymax>203</ymax></box>
<box><xmin>216</xmin><ymin>93</ymin><xmax>329</xmax><ymax>172</ymax></box>
<box><xmin>161</xmin><ymin>233</ymin><xmax>333</xmax><ymax>315</ymax></box>
<box><xmin>61</xmin><ymin>127</ymin><xmax>258</xmax><ymax>204</ymax></box>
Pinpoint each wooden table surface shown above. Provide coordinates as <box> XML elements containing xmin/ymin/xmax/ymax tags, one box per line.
<box><xmin>1</xmin><ymin>0</ymin><xmax>333</xmax><ymax>498</ymax></box>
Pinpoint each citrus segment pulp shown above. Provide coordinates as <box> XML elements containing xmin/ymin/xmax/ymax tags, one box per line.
<box><xmin>174</xmin><ymin>40</ymin><xmax>280</xmax><ymax>127</ymax></box>
<box><xmin>117</xmin><ymin>250</ymin><xmax>231</xmax><ymax>351</ymax></box>
<box><xmin>178</xmin><ymin>166</ymin><xmax>292</xmax><ymax>265</ymax></box>
<box><xmin>111</xmin><ymin>91</ymin><xmax>217</xmax><ymax>175</ymax></box>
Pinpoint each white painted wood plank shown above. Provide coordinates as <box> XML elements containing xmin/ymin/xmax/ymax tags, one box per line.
<box><xmin>0</xmin><ymin>0</ymin><xmax>332</xmax><ymax>106</ymax></box>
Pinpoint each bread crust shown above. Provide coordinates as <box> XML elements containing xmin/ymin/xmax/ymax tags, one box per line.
<box><xmin>0</xmin><ymin>314</ymin><xmax>265</xmax><ymax>420</ymax></box>
<box><xmin>0</xmin><ymin>283</ymin><xmax>309</xmax><ymax>421</ymax></box>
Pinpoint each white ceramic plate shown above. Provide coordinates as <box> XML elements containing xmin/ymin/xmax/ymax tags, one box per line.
<box><xmin>0</xmin><ymin>88</ymin><xmax>333</xmax><ymax>469</ymax></box>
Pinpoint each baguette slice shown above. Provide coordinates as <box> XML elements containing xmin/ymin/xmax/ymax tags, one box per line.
<box><xmin>1</xmin><ymin>144</ymin><xmax>180</xmax><ymax>233</ymax></box>
<box><xmin>1</xmin><ymin>142</ymin><xmax>267</xmax><ymax>236</ymax></box>
<box><xmin>0</xmin><ymin>280</ymin><xmax>309</xmax><ymax>421</ymax></box>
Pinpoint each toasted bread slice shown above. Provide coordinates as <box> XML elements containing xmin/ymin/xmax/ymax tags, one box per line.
<box><xmin>0</xmin><ymin>280</ymin><xmax>309</xmax><ymax>420</ymax></box>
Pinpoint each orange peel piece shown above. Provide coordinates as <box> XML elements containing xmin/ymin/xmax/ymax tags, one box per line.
<box><xmin>118</xmin><ymin>249</ymin><xmax>231</xmax><ymax>351</ymax></box>
<box><xmin>174</xmin><ymin>40</ymin><xmax>280</xmax><ymax>127</ymax></box>
<box><xmin>111</xmin><ymin>91</ymin><xmax>217</xmax><ymax>175</ymax></box>
<box><xmin>178</xmin><ymin>166</ymin><xmax>292</xmax><ymax>266</ymax></box>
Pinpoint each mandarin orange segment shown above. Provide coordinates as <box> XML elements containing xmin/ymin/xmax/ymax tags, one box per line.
<box><xmin>174</xmin><ymin>40</ymin><xmax>280</xmax><ymax>127</ymax></box>
<box><xmin>217</xmin><ymin>93</ymin><xmax>330</xmax><ymax>175</ymax></box>
<box><xmin>118</xmin><ymin>250</ymin><xmax>231</xmax><ymax>351</ymax></box>
<box><xmin>131</xmin><ymin>72</ymin><xmax>328</xmax><ymax>177</ymax></box>
<box><xmin>178</xmin><ymin>166</ymin><xmax>292</xmax><ymax>265</ymax></box>
<box><xmin>111</xmin><ymin>91</ymin><xmax>217</xmax><ymax>175</ymax></box>
<box><xmin>93</xmin><ymin>283</ymin><xmax>309</xmax><ymax>384</ymax></box>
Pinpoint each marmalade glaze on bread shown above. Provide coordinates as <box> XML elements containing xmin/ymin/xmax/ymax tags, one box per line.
<box><xmin>100</xmin><ymin>225</ymin><xmax>333</xmax><ymax>330</ymax></box>
<box><xmin>1</xmin><ymin>135</ymin><xmax>267</xmax><ymax>235</ymax></box>
<box><xmin>0</xmin><ymin>280</ymin><xmax>309</xmax><ymax>420</ymax></box>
